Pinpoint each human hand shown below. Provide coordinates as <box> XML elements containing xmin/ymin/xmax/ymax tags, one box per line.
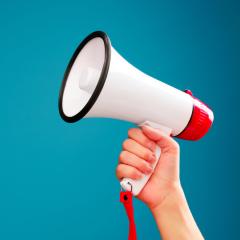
<box><xmin>116</xmin><ymin>126</ymin><xmax>204</xmax><ymax>239</ymax></box>
<box><xmin>116</xmin><ymin>125</ymin><xmax>181</xmax><ymax>210</ymax></box>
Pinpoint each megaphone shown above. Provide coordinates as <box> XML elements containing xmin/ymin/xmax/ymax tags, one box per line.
<box><xmin>58</xmin><ymin>31</ymin><xmax>214</xmax><ymax>196</ymax></box>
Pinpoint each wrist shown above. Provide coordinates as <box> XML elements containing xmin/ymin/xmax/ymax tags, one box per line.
<box><xmin>149</xmin><ymin>183</ymin><xmax>185</xmax><ymax>215</ymax></box>
<box><xmin>149</xmin><ymin>184</ymin><xmax>204</xmax><ymax>240</ymax></box>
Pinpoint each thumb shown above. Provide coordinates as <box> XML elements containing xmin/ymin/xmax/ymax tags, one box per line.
<box><xmin>141</xmin><ymin>126</ymin><xmax>179</xmax><ymax>154</ymax></box>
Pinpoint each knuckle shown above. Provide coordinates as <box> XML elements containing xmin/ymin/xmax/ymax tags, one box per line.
<box><xmin>115</xmin><ymin>166</ymin><xmax>120</xmax><ymax>178</ymax></box>
<box><xmin>122</xmin><ymin>139</ymin><xmax>134</xmax><ymax>149</ymax></box>
<box><xmin>116</xmin><ymin>164</ymin><xmax>123</xmax><ymax>175</ymax></box>
<box><xmin>119</xmin><ymin>151</ymin><xmax>128</xmax><ymax>162</ymax></box>
<box><xmin>128</xmin><ymin>128</ymin><xmax>136</xmax><ymax>137</ymax></box>
<box><xmin>172</xmin><ymin>141</ymin><xmax>180</xmax><ymax>153</ymax></box>
<box><xmin>122</xmin><ymin>139</ymin><xmax>130</xmax><ymax>149</ymax></box>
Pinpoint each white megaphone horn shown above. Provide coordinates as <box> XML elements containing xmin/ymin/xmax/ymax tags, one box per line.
<box><xmin>58</xmin><ymin>31</ymin><xmax>214</xmax><ymax>196</ymax></box>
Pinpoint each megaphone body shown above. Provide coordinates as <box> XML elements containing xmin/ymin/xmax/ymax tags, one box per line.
<box><xmin>59</xmin><ymin>31</ymin><xmax>214</xmax><ymax>195</ymax></box>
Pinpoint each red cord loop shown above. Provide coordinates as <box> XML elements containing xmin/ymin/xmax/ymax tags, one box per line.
<box><xmin>120</xmin><ymin>191</ymin><xmax>137</xmax><ymax>240</ymax></box>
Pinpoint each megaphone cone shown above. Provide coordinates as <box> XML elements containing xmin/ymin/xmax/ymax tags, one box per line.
<box><xmin>58</xmin><ymin>31</ymin><xmax>214</xmax><ymax>195</ymax></box>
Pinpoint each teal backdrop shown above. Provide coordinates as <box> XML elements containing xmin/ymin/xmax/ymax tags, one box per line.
<box><xmin>0</xmin><ymin>0</ymin><xmax>239</xmax><ymax>239</ymax></box>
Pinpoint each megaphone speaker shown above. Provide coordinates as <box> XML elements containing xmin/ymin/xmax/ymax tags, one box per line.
<box><xmin>58</xmin><ymin>31</ymin><xmax>214</xmax><ymax>195</ymax></box>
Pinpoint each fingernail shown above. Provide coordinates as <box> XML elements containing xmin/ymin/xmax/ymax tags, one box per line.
<box><xmin>145</xmin><ymin>165</ymin><xmax>153</xmax><ymax>174</ymax></box>
<box><xmin>149</xmin><ymin>154</ymin><xmax>156</xmax><ymax>163</ymax></box>
<box><xmin>148</xmin><ymin>142</ymin><xmax>156</xmax><ymax>152</ymax></box>
<box><xmin>138</xmin><ymin>172</ymin><xmax>145</xmax><ymax>178</ymax></box>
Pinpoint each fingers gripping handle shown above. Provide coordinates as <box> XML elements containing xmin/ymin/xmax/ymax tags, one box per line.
<box><xmin>120</xmin><ymin>146</ymin><xmax>161</xmax><ymax>196</ymax></box>
<box><xmin>120</xmin><ymin>121</ymin><xmax>172</xmax><ymax>196</ymax></box>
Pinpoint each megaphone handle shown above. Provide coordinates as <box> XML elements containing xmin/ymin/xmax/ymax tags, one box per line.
<box><xmin>120</xmin><ymin>121</ymin><xmax>172</xmax><ymax>196</ymax></box>
<box><xmin>120</xmin><ymin>145</ymin><xmax>161</xmax><ymax>196</ymax></box>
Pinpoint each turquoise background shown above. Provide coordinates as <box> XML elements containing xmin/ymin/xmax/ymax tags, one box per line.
<box><xmin>0</xmin><ymin>0</ymin><xmax>239</xmax><ymax>239</ymax></box>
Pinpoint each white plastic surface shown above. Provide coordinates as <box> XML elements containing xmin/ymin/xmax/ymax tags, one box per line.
<box><xmin>61</xmin><ymin>34</ymin><xmax>194</xmax><ymax>135</ymax></box>
<box><xmin>62</xmin><ymin>37</ymin><xmax>105</xmax><ymax>117</ymax></box>
<box><xmin>86</xmin><ymin>46</ymin><xmax>194</xmax><ymax>136</ymax></box>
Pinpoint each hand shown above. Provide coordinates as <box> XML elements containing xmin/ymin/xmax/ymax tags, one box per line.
<box><xmin>116</xmin><ymin>126</ymin><xmax>204</xmax><ymax>239</ymax></box>
<box><xmin>116</xmin><ymin>125</ymin><xmax>181</xmax><ymax>210</ymax></box>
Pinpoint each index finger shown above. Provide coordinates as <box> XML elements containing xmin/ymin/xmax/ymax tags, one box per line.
<box><xmin>128</xmin><ymin>128</ymin><xmax>156</xmax><ymax>152</ymax></box>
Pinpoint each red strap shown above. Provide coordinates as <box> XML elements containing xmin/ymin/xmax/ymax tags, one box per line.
<box><xmin>120</xmin><ymin>191</ymin><xmax>137</xmax><ymax>240</ymax></box>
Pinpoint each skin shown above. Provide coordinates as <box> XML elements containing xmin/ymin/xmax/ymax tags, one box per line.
<box><xmin>116</xmin><ymin>126</ymin><xmax>204</xmax><ymax>240</ymax></box>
